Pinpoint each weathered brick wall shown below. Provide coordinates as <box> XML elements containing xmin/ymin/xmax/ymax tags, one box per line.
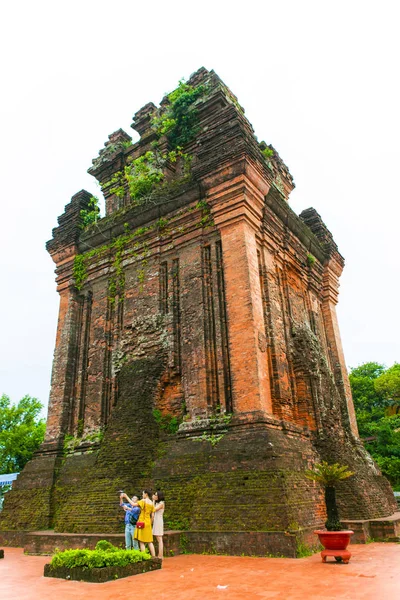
<box><xmin>153</xmin><ymin>424</ymin><xmax>325</xmax><ymax>533</ymax></box>
<box><xmin>44</xmin><ymin>360</ymin><xmax>329</xmax><ymax>535</ymax></box>
<box><xmin>52</xmin><ymin>356</ymin><xmax>165</xmax><ymax>532</ymax></box>
<box><xmin>1</xmin><ymin>67</ymin><xmax>396</xmax><ymax>540</ymax></box>
<box><xmin>0</xmin><ymin>452</ymin><xmax>61</xmax><ymax>531</ymax></box>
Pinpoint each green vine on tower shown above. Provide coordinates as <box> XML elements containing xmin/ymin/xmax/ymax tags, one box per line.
<box><xmin>74</xmin><ymin>78</ymin><xmax>210</xmax><ymax>295</ymax></box>
<box><xmin>80</xmin><ymin>196</ymin><xmax>100</xmax><ymax>228</ymax></box>
<box><xmin>152</xmin><ymin>79</ymin><xmax>206</xmax><ymax>147</ymax></box>
<box><xmin>98</xmin><ymin>78</ymin><xmax>207</xmax><ymax>208</ymax></box>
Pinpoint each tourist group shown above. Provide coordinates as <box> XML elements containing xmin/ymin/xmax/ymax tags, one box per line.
<box><xmin>120</xmin><ymin>490</ymin><xmax>165</xmax><ymax>558</ymax></box>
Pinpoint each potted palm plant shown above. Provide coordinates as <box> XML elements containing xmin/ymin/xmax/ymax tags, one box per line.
<box><xmin>306</xmin><ymin>461</ymin><xmax>355</xmax><ymax>563</ymax></box>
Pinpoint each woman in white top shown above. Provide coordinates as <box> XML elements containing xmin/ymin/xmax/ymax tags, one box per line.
<box><xmin>152</xmin><ymin>490</ymin><xmax>165</xmax><ymax>559</ymax></box>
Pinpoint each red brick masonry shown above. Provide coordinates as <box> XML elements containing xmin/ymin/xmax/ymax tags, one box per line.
<box><xmin>0</xmin><ymin>68</ymin><xmax>396</xmax><ymax>550</ymax></box>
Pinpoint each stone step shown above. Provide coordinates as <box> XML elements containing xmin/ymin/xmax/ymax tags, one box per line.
<box><xmin>341</xmin><ymin>511</ymin><xmax>400</xmax><ymax>543</ymax></box>
<box><xmin>1</xmin><ymin>528</ymin><xmax>307</xmax><ymax>558</ymax></box>
<box><xmin>9</xmin><ymin>529</ymin><xmax>183</xmax><ymax>557</ymax></box>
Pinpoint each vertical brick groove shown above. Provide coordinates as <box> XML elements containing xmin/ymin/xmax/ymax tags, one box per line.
<box><xmin>215</xmin><ymin>240</ymin><xmax>233</xmax><ymax>413</ymax></box>
<box><xmin>276</xmin><ymin>267</ymin><xmax>297</xmax><ymax>405</ymax></box>
<box><xmin>68</xmin><ymin>295</ymin><xmax>84</xmax><ymax>434</ymax></box>
<box><xmin>202</xmin><ymin>245</ymin><xmax>220</xmax><ymax>410</ymax></box>
<box><xmin>159</xmin><ymin>261</ymin><xmax>169</xmax><ymax>314</ymax></box>
<box><xmin>258</xmin><ymin>250</ymin><xmax>281</xmax><ymax>403</ymax></box>
<box><xmin>101</xmin><ymin>296</ymin><xmax>113</xmax><ymax>425</ymax></box>
<box><xmin>172</xmin><ymin>258</ymin><xmax>181</xmax><ymax>373</ymax></box>
<box><xmin>78</xmin><ymin>291</ymin><xmax>92</xmax><ymax>428</ymax></box>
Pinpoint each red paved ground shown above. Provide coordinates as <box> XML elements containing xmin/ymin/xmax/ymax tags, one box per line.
<box><xmin>1</xmin><ymin>544</ymin><xmax>399</xmax><ymax>599</ymax></box>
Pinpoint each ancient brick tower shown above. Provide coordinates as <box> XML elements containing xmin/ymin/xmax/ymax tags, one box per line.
<box><xmin>1</xmin><ymin>68</ymin><xmax>396</xmax><ymax>554</ymax></box>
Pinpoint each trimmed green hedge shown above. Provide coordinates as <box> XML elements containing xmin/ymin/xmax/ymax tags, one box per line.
<box><xmin>50</xmin><ymin>540</ymin><xmax>151</xmax><ymax>570</ymax></box>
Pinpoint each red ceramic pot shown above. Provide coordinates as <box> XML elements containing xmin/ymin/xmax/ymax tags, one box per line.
<box><xmin>314</xmin><ymin>530</ymin><xmax>354</xmax><ymax>563</ymax></box>
<box><xmin>314</xmin><ymin>530</ymin><xmax>354</xmax><ymax>550</ymax></box>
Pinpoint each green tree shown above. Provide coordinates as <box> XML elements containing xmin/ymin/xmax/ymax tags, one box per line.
<box><xmin>0</xmin><ymin>395</ymin><xmax>46</xmax><ymax>474</ymax></box>
<box><xmin>349</xmin><ymin>362</ymin><xmax>386</xmax><ymax>411</ymax></box>
<box><xmin>350</xmin><ymin>363</ymin><xmax>400</xmax><ymax>490</ymax></box>
<box><xmin>374</xmin><ymin>363</ymin><xmax>400</xmax><ymax>409</ymax></box>
<box><xmin>349</xmin><ymin>362</ymin><xmax>387</xmax><ymax>438</ymax></box>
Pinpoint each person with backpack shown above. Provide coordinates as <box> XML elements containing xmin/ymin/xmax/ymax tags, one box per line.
<box><xmin>120</xmin><ymin>490</ymin><xmax>156</xmax><ymax>557</ymax></box>
<box><xmin>120</xmin><ymin>493</ymin><xmax>140</xmax><ymax>550</ymax></box>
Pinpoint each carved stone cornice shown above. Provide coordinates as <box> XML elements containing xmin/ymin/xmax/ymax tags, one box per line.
<box><xmin>46</xmin><ymin>190</ymin><xmax>93</xmax><ymax>261</ymax></box>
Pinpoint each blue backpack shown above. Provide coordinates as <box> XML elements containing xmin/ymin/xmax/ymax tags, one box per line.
<box><xmin>129</xmin><ymin>509</ymin><xmax>139</xmax><ymax>525</ymax></box>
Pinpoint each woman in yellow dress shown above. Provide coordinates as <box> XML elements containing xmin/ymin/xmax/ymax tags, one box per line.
<box><xmin>121</xmin><ymin>490</ymin><xmax>155</xmax><ymax>557</ymax></box>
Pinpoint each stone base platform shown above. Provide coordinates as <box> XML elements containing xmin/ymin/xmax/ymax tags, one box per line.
<box><xmin>1</xmin><ymin>517</ymin><xmax>399</xmax><ymax>558</ymax></box>
<box><xmin>341</xmin><ymin>511</ymin><xmax>400</xmax><ymax>543</ymax></box>
<box><xmin>0</xmin><ymin>530</ymin><xmax>182</xmax><ymax>556</ymax></box>
<box><xmin>0</xmin><ymin>529</ymin><xmax>312</xmax><ymax>557</ymax></box>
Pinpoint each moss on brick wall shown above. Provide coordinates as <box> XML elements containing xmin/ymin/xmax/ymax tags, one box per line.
<box><xmin>2</xmin><ymin>353</ymin><xmax>395</xmax><ymax>535</ymax></box>
<box><xmin>0</xmin><ymin>453</ymin><xmax>61</xmax><ymax>531</ymax></box>
<box><xmin>0</xmin><ymin>487</ymin><xmax>53</xmax><ymax>531</ymax></box>
<box><xmin>54</xmin><ymin>421</ymin><xmax>325</xmax><ymax>534</ymax></box>
<box><xmin>51</xmin><ymin>354</ymin><xmax>168</xmax><ymax>533</ymax></box>
<box><xmin>152</xmin><ymin>426</ymin><xmax>323</xmax><ymax>533</ymax></box>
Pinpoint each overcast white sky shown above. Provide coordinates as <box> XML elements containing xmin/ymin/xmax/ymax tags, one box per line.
<box><xmin>1</xmin><ymin>0</ymin><xmax>399</xmax><ymax>416</ymax></box>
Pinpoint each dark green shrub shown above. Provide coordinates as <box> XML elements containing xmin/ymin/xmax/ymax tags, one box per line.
<box><xmin>80</xmin><ymin>196</ymin><xmax>100</xmax><ymax>228</ymax></box>
<box><xmin>50</xmin><ymin>542</ymin><xmax>150</xmax><ymax>570</ymax></box>
<box><xmin>152</xmin><ymin>80</ymin><xmax>206</xmax><ymax>148</ymax></box>
<box><xmin>95</xmin><ymin>540</ymin><xmax>119</xmax><ymax>552</ymax></box>
<box><xmin>152</xmin><ymin>409</ymin><xmax>181</xmax><ymax>434</ymax></box>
